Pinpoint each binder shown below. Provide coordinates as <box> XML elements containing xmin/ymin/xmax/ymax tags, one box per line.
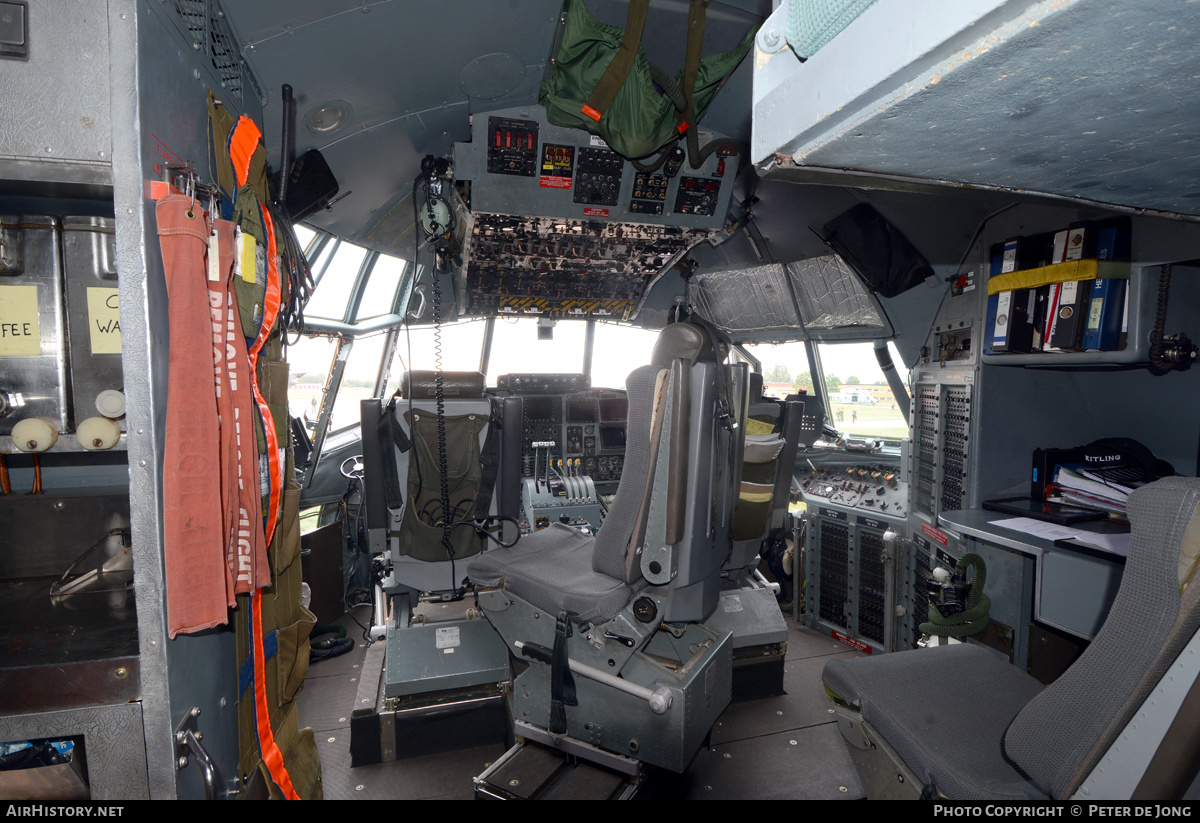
<box><xmin>1082</xmin><ymin>276</ymin><xmax>1127</xmax><ymax>351</ymax></box>
<box><xmin>1048</xmin><ymin>221</ymin><xmax>1103</xmax><ymax>350</ymax></box>
<box><xmin>990</xmin><ymin>237</ymin><xmax>1038</xmax><ymax>352</ymax></box>
<box><xmin>1043</xmin><ymin>282</ymin><xmax>1063</xmax><ymax>352</ymax></box>
<box><xmin>1033</xmin><ymin>230</ymin><xmax>1069</xmax><ymax>349</ymax></box>
<box><xmin>1082</xmin><ymin>217</ymin><xmax>1132</xmax><ymax>351</ymax></box>
<box><xmin>986</xmin><ymin>243</ymin><xmax>1007</xmax><ymax>352</ymax></box>
<box><xmin>1049</xmin><ymin>277</ymin><xmax>1093</xmax><ymax>350</ymax></box>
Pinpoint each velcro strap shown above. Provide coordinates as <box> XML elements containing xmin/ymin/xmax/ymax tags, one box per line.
<box><xmin>583</xmin><ymin>0</ymin><xmax>651</xmax><ymax>120</ymax></box>
<box><xmin>549</xmin><ymin>610</ymin><xmax>578</xmax><ymax>734</ymax></box>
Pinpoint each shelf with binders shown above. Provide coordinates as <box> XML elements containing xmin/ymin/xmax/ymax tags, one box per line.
<box><xmin>980</xmin><ymin>262</ymin><xmax>1158</xmax><ymax>367</ymax></box>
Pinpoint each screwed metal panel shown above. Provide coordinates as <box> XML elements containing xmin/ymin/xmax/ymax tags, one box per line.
<box><xmin>0</xmin><ymin>0</ymin><xmax>111</xmax><ymax>166</ymax></box>
<box><xmin>758</xmin><ymin>0</ymin><xmax>1200</xmax><ymax>217</ymax></box>
<box><xmin>0</xmin><ymin>702</ymin><xmax>149</xmax><ymax>800</ymax></box>
<box><xmin>63</xmin><ymin>216</ymin><xmax>125</xmax><ymax>433</ymax></box>
<box><xmin>0</xmin><ymin>215</ymin><xmax>69</xmax><ymax>436</ymax></box>
<box><xmin>108</xmin><ymin>0</ymin><xmax>174</xmax><ymax>798</ymax></box>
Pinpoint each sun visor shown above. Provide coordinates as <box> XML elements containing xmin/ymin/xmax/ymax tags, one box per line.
<box><xmin>786</xmin><ymin>256</ymin><xmax>887</xmax><ymax>332</ymax></box>
<box><xmin>689</xmin><ymin>256</ymin><xmax>887</xmax><ymax>337</ymax></box>
<box><xmin>690</xmin><ymin>263</ymin><xmax>802</xmax><ymax>335</ymax></box>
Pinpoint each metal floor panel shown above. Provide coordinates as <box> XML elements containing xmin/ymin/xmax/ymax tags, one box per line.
<box><xmin>296</xmin><ymin>670</ymin><xmax>359</xmax><ymax>734</ymax></box>
<box><xmin>712</xmin><ymin>649</ymin><xmax>862</xmax><ymax>746</ymax></box>
<box><xmin>298</xmin><ymin>607</ymin><xmax>869</xmax><ymax>799</ymax></box>
<box><xmin>316</xmin><ymin>735</ymin><xmax>507</xmax><ymax>800</ymax></box>
<box><xmin>785</xmin><ymin>619</ymin><xmax>865</xmax><ymax>661</ymax></box>
<box><xmin>638</xmin><ymin>723</ymin><xmax>866</xmax><ymax>800</ymax></box>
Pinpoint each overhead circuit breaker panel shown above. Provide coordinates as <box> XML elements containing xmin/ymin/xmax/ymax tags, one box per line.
<box><xmin>452</xmin><ymin>106</ymin><xmax>738</xmax><ymax>319</ymax></box>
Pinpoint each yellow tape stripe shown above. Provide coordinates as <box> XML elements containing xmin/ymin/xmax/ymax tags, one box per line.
<box><xmin>986</xmin><ymin>259</ymin><xmax>1130</xmax><ymax>296</ymax></box>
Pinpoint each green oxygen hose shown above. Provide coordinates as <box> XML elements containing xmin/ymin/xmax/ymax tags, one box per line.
<box><xmin>919</xmin><ymin>552</ymin><xmax>991</xmax><ymax>639</ymax></box>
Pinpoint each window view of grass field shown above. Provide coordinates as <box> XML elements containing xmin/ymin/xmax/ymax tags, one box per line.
<box><xmin>742</xmin><ymin>340</ymin><xmax>910</xmax><ymax>442</ymax></box>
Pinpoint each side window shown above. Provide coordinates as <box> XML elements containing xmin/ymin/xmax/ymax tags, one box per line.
<box><xmin>816</xmin><ymin>342</ymin><xmax>908</xmax><ymax>440</ymax></box>
<box><xmin>330</xmin><ymin>333</ymin><xmax>390</xmax><ymax>431</ymax></box>
<box><xmin>288</xmin><ymin>335</ymin><xmax>339</xmax><ymax>433</ymax></box>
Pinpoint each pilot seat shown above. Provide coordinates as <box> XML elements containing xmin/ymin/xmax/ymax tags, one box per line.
<box><xmin>468</xmin><ymin>322</ymin><xmax>748</xmax><ymax>781</ymax></box>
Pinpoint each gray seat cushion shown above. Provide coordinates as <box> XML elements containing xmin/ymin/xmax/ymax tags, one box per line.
<box><xmin>823</xmin><ymin>644</ymin><xmax>1047</xmax><ymax>800</ymax></box>
<box><xmin>467</xmin><ymin>523</ymin><xmax>637</xmax><ymax>624</ymax></box>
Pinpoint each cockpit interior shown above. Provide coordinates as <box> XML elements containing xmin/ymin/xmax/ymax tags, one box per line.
<box><xmin>3</xmin><ymin>0</ymin><xmax>1200</xmax><ymax>803</ymax></box>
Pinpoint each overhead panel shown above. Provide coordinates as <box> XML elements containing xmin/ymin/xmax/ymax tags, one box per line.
<box><xmin>452</xmin><ymin>106</ymin><xmax>738</xmax><ymax>319</ymax></box>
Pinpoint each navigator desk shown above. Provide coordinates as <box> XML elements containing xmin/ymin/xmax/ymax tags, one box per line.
<box><xmin>939</xmin><ymin>509</ymin><xmax>1126</xmax><ymax>669</ymax></box>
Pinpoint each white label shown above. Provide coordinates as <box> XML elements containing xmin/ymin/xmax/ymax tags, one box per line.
<box><xmin>993</xmin><ymin>292</ymin><xmax>1011</xmax><ymax>343</ymax></box>
<box><xmin>721</xmin><ymin>594</ymin><xmax>744</xmax><ymax>614</ymax></box>
<box><xmin>1052</xmin><ymin>230</ymin><xmax>1068</xmax><ymax>263</ymax></box>
<box><xmin>589</xmin><ymin>134</ymin><xmax>609</xmax><ymax>148</ymax></box>
<box><xmin>435</xmin><ymin>626</ymin><xmax>461</xmax><ymax>650</ymax></box>
<box><xmin>1001</xmin><ymin>242</ymin><xmax>1018</xmax><ymax>274</ymax></box>
<box><xmin>0</xmin><ymin>285</ymin><xmax>41</xmax><ymax>356</ymax></box>
<box><xmin>1060</xmin><ymin>280</ymin><xmax>1078</xmax><ymax>304</ymax></box>
<box><xmin>1065</xmin><ymin>227</ymin><xmax>1086</xmax><ymax>261</ymax></box>
<box><xmin>86</xmin><ymin>287</ymin><xmax>121</xmax><ymax>354</ymax></box>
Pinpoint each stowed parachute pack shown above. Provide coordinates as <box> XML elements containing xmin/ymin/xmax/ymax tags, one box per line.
<box><xmin>206</xmin><ymin>92</ymin><xmax>321</xmax><ymax>800</ymax></box>
<box><xmin>540</xmin><ymin>0</ymin><xmax>758</xmax><ymax>160</ymax></box>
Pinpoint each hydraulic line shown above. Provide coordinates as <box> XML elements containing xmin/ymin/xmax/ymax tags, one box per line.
<box><xmin>873</xmin><ymin>341</ymin><xmax>911</xmax><ymax>426</ymax></box>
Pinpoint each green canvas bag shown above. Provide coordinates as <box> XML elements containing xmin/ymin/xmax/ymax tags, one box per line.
<box><xmin>540</xmin><ymin>0</ymin><xmax>758</xmax><ymax>160</ymax></box>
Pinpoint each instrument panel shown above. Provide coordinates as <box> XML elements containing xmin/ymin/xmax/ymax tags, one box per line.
<box><xmin>796</xmin><ymin>461</ymin><xmax>908</xmax><ymax>519</ymax></box>
<box><xmin>494</xmin><ymin>374</ymin><xmax>628</xmax><ymax>486</ymax></box>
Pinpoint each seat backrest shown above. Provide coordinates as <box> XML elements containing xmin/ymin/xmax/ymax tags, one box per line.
<box><xmin>590</xmin><ymin>321</ymin><xmax>748</xmax><ymax>622</ymax></box>
<box><xmin>590</xmin><ymin>363</ymin><xmax>666</xmax><ymax>585</ymax></box>
<box><xmin>607</xmin><ymin>321</ymin><xmax>748</xmax><ymax>622</ymax></box>
<box><xmin>360</xmin><ymin>371</ymin><xmax>519</xmax><ymax>593</ymax></box>
<box><xmin>727</xmin><ymin>397</ymin><xmax>804</xmax><ymax>569</ymax></box>
<box><xmin>1004</xmin><ymin>476</ymin><xmax>1200</xmax><ymax>799</ymax></box>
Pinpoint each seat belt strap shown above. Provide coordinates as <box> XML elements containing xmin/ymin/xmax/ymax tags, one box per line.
<box><xmin>376</xmin><ymin>398</ymin><xmax>410</xmax><ymax>510</ymax></box>
<box><xmin>549</xmin><ymin>610</ymin><xmax>578</xmax><ymax>734</ymax></box>
<box><xmin>472</xmin><ymin>397</ymin><xmax>504</xmax><ymax>520</ymax></box>
<box><xmin>582</xmin><ymin>0</ymin><xmax>651</xmax><ymax>121</ymax></box>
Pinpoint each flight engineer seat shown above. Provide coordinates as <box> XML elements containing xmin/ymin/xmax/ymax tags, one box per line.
<box><xmin>468</xmin><ymin>322</ymin><xmax>748</xmax><ymax>773</ymax></box>
<box><xmin>822</xmin><ymin>476</ymin><xmax>1200</xmax><ymax>800</ymax></box>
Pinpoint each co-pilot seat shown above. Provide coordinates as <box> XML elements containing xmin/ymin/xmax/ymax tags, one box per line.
<box><xmin>356</xmin><ymin>370</ymin><xmax>520</xmax><ymax>760</ymax></box>
<box><xmin>706</xmin><ymin>373</ymin><xmax>807</xmax><ymax>699</ymax></box>
<box><xmin>468</xmin><ymin>323</ymin><xmax>748</xmax><ymax>774</ymax></box>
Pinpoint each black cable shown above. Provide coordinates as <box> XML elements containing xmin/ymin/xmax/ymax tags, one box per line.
<box><xmin>345</xmin><ymin>601</ymin><xmax>375</xmax><ymax>646</ymax></box>
<box><xmin>411</xmin><ymin>163</ymin><xmax>467</xmax><ymax>599</ymax></box>
<box><xmin>1150</xmin><ymin>263</ymin><xmax>1172</xmax><ymax>369</ymax></box>
<box><xmin>630</xmin><ymin>141</ymin><xmax>676</xmax><ymax>173</ymax></box>
<box><xmin>265</xmin><ymin>200</ymin><xmax>315</xmax><ymax>347</ymax></box>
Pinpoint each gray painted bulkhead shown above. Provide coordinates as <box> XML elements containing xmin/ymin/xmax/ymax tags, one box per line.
<box><xmin>0</xmin><ymin>0</ymin><xmax>266</xmax><ymax>799</ymax></box>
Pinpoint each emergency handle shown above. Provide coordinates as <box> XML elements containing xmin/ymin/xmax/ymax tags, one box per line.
<box><xmin>515</xmin><ymin>640</ymin><xmax>674</xmax><ymax>715</ymax></box>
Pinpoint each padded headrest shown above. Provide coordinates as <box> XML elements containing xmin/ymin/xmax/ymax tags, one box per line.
<box><xmin>748</xmin><ymin>371</ymin><xmax>764</xmax><ymax>402</ymax></box>
<box><xmin>400</xmin><ymin>370</ymin><xmax>486</xmax><ymax>399</ymax></box>
<box><xmin>650</xmin><ymin>322</ymin><xmax>717</xmax><ymax>366</ymax></box>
